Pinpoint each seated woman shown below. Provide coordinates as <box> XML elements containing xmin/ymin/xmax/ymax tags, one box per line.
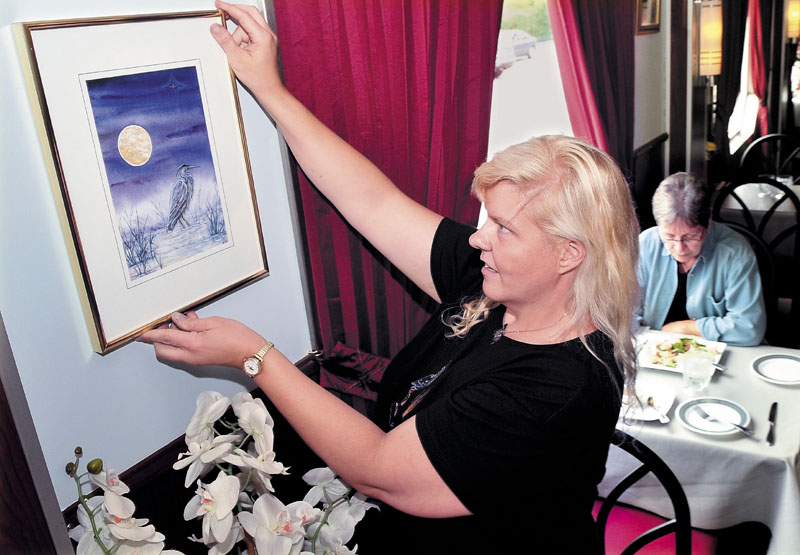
<box><xmin>637</xmin><ymin>172</ymin><xmax>766</xmax><ymax>346</ymax></box>
<box><xmin>141</xmin><ymin>2</ymin><xmax>641</xmax><ymax>553</ymax></box>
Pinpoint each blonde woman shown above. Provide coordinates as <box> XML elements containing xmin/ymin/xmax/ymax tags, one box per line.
<box><xmin>142</xmin><ymin>2</ymin><xmax>639</xmax><ymax>553</ymax></box>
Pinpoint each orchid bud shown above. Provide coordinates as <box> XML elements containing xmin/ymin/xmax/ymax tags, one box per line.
<box><xmin>65</xmin><ymin>462</ymin><xmax>76</xmax><ymax>476</ymax></box>
<box><xmin>86</xmin><ymin>458</ymin><xmax>103</xmax><ymax>474</ymax></box>
<box><xmin>74</xmin><ymin>446</ymin><xmax>83</xmax><ymax>457</ymax></box>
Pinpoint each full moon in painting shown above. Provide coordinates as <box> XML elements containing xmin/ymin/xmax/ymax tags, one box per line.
<box><xmin>117</xmin><ymin>124</ymin><xmax>153</xmax><ymax>166</ymax></box>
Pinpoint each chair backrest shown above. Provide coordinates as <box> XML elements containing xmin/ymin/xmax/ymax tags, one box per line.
<box><xmin>596</xmin><ymin>429</ymin><xmax>692</xmax><ymax>555</ymax></box>
<box><xmin>739</xmin><ymin>133</ymin><xmax>800</xmax><ymax>179</ymax></box>
<box><xmin>712</xmin><ymin>177</ymin><xmax>800</xmax><ymax>346</ymax></box>
<box><xmin>712</xmin><ymin>176</ymin><xmax>800</xmax><ymax>253</ymax></box>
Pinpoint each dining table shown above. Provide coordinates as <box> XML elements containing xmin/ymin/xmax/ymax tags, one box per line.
<box><xmin>599</xmin><ymin>338</ymin><xmax>800</xmax><ymax>555</ymax></box>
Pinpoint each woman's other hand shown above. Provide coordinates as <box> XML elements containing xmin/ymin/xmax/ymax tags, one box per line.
<box><xmin>211</xmin><ymin>1</ymin><xmax>282</xmax><ymax>97</ymax></box>
<box><xmin>138</xmin><ymin>311</ymin><xmax>266</xmax><ymax>370</ymax></box>
<box><xmin>661</xmin><ymin>319</ymin><xmax>701</xmax><ymax>337</ymax></box>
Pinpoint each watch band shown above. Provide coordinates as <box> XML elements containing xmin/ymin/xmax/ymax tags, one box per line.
<box><xmin>252</xmin><ymin>341</ymin><xmax>274</xmax><ymax>363</ymax></box>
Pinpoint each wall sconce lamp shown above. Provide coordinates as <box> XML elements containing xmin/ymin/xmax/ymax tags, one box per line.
<box><xmin>788</xmin><ymin>0</ymin><xmax>800</xmax><ymax>41</ymax></box>
<box><xmin>699</xmin><ymin>0</ymin><xmax>723</xmax><ymax>77</ymax></box>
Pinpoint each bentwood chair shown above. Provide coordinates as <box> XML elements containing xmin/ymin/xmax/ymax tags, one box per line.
<box><xmin>712</xmin><ymin>177</ymin><xmax>800</xmax><ymax>346</ymax></box>
<box><xmin>594</xmin><ymin>430</ymin><xmax>717</xmax><ymax>555</ymax></box>
<box><xmin>738</xmin><ymin>133</ymin><xmax>800</xmax><ymax>180</ymax></box>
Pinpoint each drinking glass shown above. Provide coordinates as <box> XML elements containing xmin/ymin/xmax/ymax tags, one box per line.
<box><xmin>677</xmin><ymin>353</ymin><xmax>715</xmax><ymax>397</ymax></box>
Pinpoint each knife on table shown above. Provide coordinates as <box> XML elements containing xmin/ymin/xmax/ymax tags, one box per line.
<box><xmin>766</xmin><ymin>402</ymin><xmax>778</xmax><ymax>446</ymax></box>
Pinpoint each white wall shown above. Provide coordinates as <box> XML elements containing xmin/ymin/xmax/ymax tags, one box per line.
<box><xmin>0</xmin><ymin>0</ymin><xmax>313</xmax><ymax>509</ymax></box>
<box><xmin>633</xmin><ymin>0</ymin><xmax>670</xmax><ymax>149</ymax></box>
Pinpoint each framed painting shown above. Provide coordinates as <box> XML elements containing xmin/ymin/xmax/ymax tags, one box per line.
<box><xmin>637</xmin><ymin>0</ymin><xmax>661</xmax><ymax>34</ymax></box>
<box><xmin>14</xmin><ymin>11</ymin><xmax>268</xmax><ymax>354</ymax></box>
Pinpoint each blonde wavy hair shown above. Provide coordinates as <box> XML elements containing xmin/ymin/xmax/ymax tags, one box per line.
<box><xmin>445</xmin><ymin>135</ymin><xmax>640</xmax><ymax>388</ymax></box>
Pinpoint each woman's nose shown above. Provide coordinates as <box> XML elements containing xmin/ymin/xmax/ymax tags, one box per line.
<box><xmin>469</xmin><ymin>226</ymin><xmax>489</xmax><ymax>250</ymax></box>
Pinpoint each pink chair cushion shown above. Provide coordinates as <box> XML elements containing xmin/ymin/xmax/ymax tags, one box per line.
<box><xmin>592</xmin><ymin>500</ymin><xmax>717</xmax><ymax>555</ymax></box>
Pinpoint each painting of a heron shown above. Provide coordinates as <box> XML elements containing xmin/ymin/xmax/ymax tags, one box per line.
<box><xmin>167</xmin><ymin>164</ymin><xmax>198</xmax><ymax>231</ymax></box>
<box><xmin>83</xmin><ymin>64</ymin><xmax>229</xmax><ymax>283</ymax></box>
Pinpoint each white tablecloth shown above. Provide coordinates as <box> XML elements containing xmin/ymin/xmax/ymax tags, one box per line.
<box><xmin>599</xmin><ymin>343</ymin><xmax>800</xmax><ymax>555</ymax></box>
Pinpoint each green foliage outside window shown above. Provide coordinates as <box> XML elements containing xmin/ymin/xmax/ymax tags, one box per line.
<box><xmin>501</xmin><ymin>0</ymin><xmax>552</xmax><ymax>40</ymax></box>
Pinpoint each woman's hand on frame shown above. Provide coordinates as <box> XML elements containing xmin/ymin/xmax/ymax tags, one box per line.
<box><xmin>138</xmin><ymin>311</ymin><xmax>266</xmax><ymax>370</ymax></box>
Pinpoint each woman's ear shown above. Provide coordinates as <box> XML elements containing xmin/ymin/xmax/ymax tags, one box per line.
<box><xmin>558</xmin><ymin>240</ymin><xmax>586</xmax><ymax>275</ymax></box>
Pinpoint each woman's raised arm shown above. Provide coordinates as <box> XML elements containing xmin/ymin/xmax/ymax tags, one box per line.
<box><xmin>212</xmin><ymin>1</ymin><xmax>444</xmax><ymax>301</ymax></box>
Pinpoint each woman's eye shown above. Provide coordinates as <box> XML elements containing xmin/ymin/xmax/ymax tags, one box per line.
<box><xmin>498</xmin><ymin>224</ymin><xmax>510</xmax><ymax>234</ymax></box>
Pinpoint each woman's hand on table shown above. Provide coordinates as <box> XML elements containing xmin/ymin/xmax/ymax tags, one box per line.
<box><xmin>662</xmin><ymin>319</ymin><xmax>701</xmax><ymax>337</ymax></box>
<box><xmin>138</xmin><ymin>311</ymin><xmax>266</xmax><ymax>370</ymax></box>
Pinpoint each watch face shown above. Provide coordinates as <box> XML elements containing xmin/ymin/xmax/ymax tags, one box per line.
<box><xmin>243</xmin><ymin>357</ymin><xmax>260</xmax><ymax>377</ymax></box>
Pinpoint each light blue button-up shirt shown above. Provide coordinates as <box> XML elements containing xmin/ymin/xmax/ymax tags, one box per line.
<box><xmin>637</xmin><ymin>222</ymin><xmax>766</xmax><ymax>346</ymax></box>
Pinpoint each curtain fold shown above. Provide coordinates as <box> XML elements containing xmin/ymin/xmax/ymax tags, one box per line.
<box><xmin>273</xmin><ymin>0</ymin><xmax>502</xmax><ymax>358</ymax></box>
<box><xmin>572</xmin><ymin>0</ymin><xmax>635</xmax><ymax>178</ymax></box>
<box><xmin>710</xmin><ymin>0</ymin><xmax>748</xmax><ymax>180</ymax></box>
<box><xmin>749</xmin><ymin>0</ymin><xmax>768</xmax><ymax>136</ymax></box>
<box><xmin>547</xmin><ymin>0</ymin><xmax>609</xmax><ymax>152</ymax></box>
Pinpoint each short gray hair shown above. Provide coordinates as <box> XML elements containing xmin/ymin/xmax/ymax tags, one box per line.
<box><xmin>651</xmin><ymin>172</ymin><xmax>712</xmax><ymax>228</ymax></box>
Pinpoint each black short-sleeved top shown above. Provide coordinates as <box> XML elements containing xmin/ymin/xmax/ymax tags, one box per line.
<box><xmin>358</xmin><ymin>218</ymin><xmax>623</xmax><ymax>554</ymax></box>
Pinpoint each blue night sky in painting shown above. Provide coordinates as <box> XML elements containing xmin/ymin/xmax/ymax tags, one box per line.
<box><xmin>86</xmin><ymin>66</ymin><xmax>216</xmax><ymax>215</ymax></box>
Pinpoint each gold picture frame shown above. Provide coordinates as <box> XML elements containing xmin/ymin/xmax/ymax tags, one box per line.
<box><xmin>637</xmin><ymin>0</ymin><xmax>661</xmax><ymax>35</ymax></box>
<box><xmin>14</xmin><ymin>11</ymin><xmax>268</xmax><ymax>354</ymax></box>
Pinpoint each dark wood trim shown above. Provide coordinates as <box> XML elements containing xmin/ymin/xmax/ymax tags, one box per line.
<box><xmin>0</xmin><ymin>312</ymin><xmax>70</xmax><ymax>555</ymax></box>
<box><xmin>633</xmin><ymin>132</ymin><xmax>670</xmax><ymax>158</ymax></box>
<box><xmin>632</xmin><ymin>133</ymin><xmax>669</xmax><ymax>230</ymax></box>
<box><xmin>669</xmin><ymin>0</ymin><xmax>689</xmax><ymax>173</ymax></box>
<box><xmin>0</xmin><ymin>358</ymin><xmax>57</xmax><ymax>555</ymax></box>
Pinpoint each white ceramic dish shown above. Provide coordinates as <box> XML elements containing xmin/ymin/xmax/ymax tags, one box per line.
<box><xmin>676</xmin><ymin>397</ymin><xmax>751</xmax><ymax>437</ymax></box>
<box><xmin>751</xmin><ymin>353</ymin><xmax>800</xmax><ymax>385</ymax></box>
<box><xmin>635</xmin><ymin>330</ymin><xmax>726</xmax><ymax>372</ymax></box>
<box><xmin>620</xmin><ymin>386</ymin><xmax>676</xmax><ymax>422</ymax></box>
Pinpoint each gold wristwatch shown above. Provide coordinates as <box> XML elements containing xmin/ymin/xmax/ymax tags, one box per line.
<box><xmin>242</xmin><ymin>341</ymin><xmax>274</xmax><ymax>377</ymax></box>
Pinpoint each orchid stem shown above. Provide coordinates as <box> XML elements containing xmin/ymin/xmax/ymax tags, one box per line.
<box><xmin>72</xmin><ymin>473</ymin><xmax>113</xmax><ymax>555</ymax></box>
<box><xmin>310</xmin><ymin>490</ymin><xmax>351</xmax><ymax>553</ymax></box>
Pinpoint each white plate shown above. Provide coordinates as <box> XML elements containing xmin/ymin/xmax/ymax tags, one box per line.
<box><xmin>635</xmin><ymin>330</ymin><xmax>726</xmax><ymax>372</ymax></box>
<box><xmin>751</xmin><ymin>354</ymin><xmax>800</xmax><ymax>385</ymax></box>
<box><xmin>620</xmin><ymin>386</ymin><xmax>676</xmax><ymax>422</ymax></box>
<box><xmin>676</xmin><ymin>397</ymin><xmax>751</xmax><ymax>437</ymax></box>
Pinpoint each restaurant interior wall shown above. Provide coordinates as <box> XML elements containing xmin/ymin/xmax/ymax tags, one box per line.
<box><xmin>0</xmin><ymin>0</ymin><xmax>313</xmax><ymax>525</ymax></box>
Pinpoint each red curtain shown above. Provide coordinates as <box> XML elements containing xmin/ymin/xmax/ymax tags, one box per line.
<box><xmin>273</xmin><ymin>0</ymin><xmax>502</xmax><ymax>358</ymax></box>
<box><xmin>572</xmin><ymin>0</ymin><xmax>635</xmax><ymax>177</ymax></box>
<box><xmin>547</xmin><ymin>0</ymin><xmax>609</xmax><ymax>152</ymax></box>
<box><xmin>748</xmin><ymin>0</ymin><xmax>768</xmax><ymax>136</ymax></box>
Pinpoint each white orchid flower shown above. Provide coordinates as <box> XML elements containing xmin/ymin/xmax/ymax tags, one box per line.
<box><xmin>238</xmin><ymin>493</ymin><xmax>307</xmax><ymax>555</ymax></box>
<box><xmin>89</xmin><ymin>468</ymin><xmax>130</xmax><ymax>495</ymax></box>
<box><xmin>174</xmin><ymin>433</ymin><xmax>242</xmax><ymax>488</ymax></box>
<box><xmin>344</xmin><ymin>493</ymin><xmax>379</xmax><ymax>523</ymax></box>
<box><xmin>208</xmin><ymin>521</ymin><xmax>243</xmax><ymax>555</ymax></box>
<box><xmin>307</xmin><ymin>494</ymin><xmax>376</xmax><ymax>554</ymax></box>
<box><xmin>231</xmin><ymin>392</ymin><xmax>271</xmax><ymax>419</ymax></box>
<box><xmin>307</xmin><ymin>504</ymin><xmax>356</xmax><ymax>551</ymax></box>
<box><xmin>286</xmin><ymin>500</ymin><xmax>321</xmax><ymax>527</ymax></box>
<box><xmin>70</xmin><ymin>496</ymin><xmax>114</xmax><ymax>555</ymax></box>
<box><xmin>185</xmin><ymin>391</ymin><xmax>230</xmax><ymax>444</ymax></box>
<box><xmin>226</xmin><ymin>445</ymin><xmax>287</xmax><ymax>479</ymax></box>
<box><xmin>225</xmin><ymin>445</ymin><xmax>289</xmax><ymax>495</ymax></box>
<box><xmin>236</xmin><ymin>401</ymin><xmax>276</xmax><ymax>456</ymax></box>
<box><xmin>114</xmin><ymin>539</ymin><xmax>168</xmax><ymax>554</ymax></box>
<box><xmin>183</xmin><ymin>472</ymin><xmax>240</xmax><ymax>545</ymax></box>
<box><xmin>103</xmin><ymin>491</ymin><xmax>162</xmax><ymax>542</ymax></box>
<box><xmin>301</xmin><ymin>468</ymin><xmax>349</xmax><ymax>506</ymax></box>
